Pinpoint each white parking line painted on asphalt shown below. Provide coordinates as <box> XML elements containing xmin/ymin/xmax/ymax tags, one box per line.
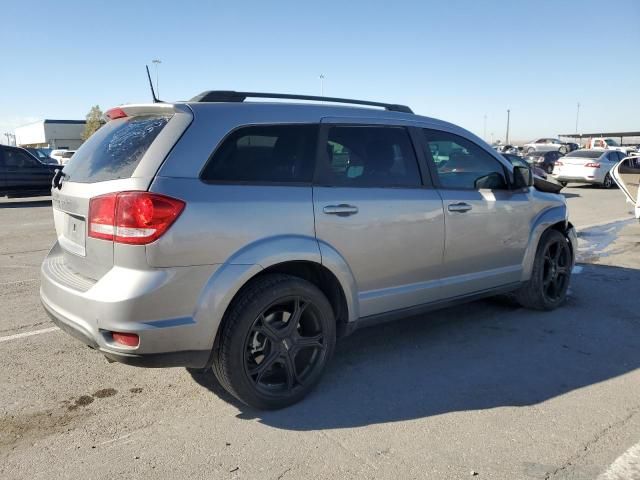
<box><xmin>0</xmin><ymin>326</ymin><xmax>59</xmax><ymax>343</ymax></box>
<box><xmin>597</xmin><ymin>441</ymin><xmax>640</xmax><ymax>480</ymax></box>
<box><xmin>0</xmin><ymin>278</ymin><xmax>39</xmax><ymax>286</ymax></box>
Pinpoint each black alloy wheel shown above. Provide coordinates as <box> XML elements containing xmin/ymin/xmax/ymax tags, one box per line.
<box><xmin>212</xmin><ymin>274</ymin><xmax>336</xmax><ymax>409</ymax></box>
<box><xmin>515</xmin><ymin>229</ymin><xmax>572</xmax><ymax>310</ymax></box>
<box><xmin>540</xmin><ymin>237</ymin><xmax>571</xmax><ymax>304</ymax></box>
<box><xmin>244</xmin><ymin>296</ymin><xmax>327</xmax><ymax>395</ymax></box>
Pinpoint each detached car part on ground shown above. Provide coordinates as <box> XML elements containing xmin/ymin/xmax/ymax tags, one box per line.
<box><xmin>503</xmin><ymin>153</ymin><xmax>564</xmax><ymax>194</ymax></box>
<box><xmin>41</xmin><ymin>93</ymin><xmax>576</xmax><ymax>409</ymax></box>
<box><xmin>612</xmin><ymin>154</ymin><xmax>640</xmax><ymax>221</ymax></box>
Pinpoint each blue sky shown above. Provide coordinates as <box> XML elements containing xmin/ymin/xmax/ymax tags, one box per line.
<box><xmin>1</xmin><ymin>0</ymin><xmax>639</xmax><ymax>143</ymax></box>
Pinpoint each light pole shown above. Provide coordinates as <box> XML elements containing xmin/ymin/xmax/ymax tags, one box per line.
<box><xmin>319</xmin><ymin>74</ymin><xmax>325</xmax><ymax>96</ymax></box>
<box><xmin>575</xmin><ymin>102</ymin><xmax>580</xmax><ymax>134</ymax></box>
<box><xmin>483</xmin><ymin>114</ymin><xmax>487</xmax><ymax>141</ymax></box>
<box><xmin>152</xmin><ymin>59</ymin><xmax>162</xmax><ymax>98</ymax></box>
<box><xmin>505</xmin><ymin>109</ymin><xmax>511</xmax><ymax>145</ymax></box>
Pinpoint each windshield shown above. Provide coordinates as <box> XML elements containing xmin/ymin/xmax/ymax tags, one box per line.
<box><xmin>63</xmin><ymin>114</ymin><xmax>171</xmax><ymax>183</ymax></box>
<box><xmin>605</xmin><ymin>139</ymin><xmax>620</xmax><ymax>146</ymax></box>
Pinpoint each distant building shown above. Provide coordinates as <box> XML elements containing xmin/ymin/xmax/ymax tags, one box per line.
<box><xmin>15</xmin><ymin>119</ymin><xmax>86</xmax><ymax>149</ymax></box>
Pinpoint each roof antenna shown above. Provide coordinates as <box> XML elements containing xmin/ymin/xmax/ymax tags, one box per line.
<box><xmin>146</xmin><ymin>65</ymin><xmax>160</xmax><ymax>103</ymax></box>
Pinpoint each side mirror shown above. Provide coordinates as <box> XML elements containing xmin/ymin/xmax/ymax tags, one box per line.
<box><xmin>512</xmin><ymin>165</ymin><xmax>533</xmax><ymax>189</ymax></box>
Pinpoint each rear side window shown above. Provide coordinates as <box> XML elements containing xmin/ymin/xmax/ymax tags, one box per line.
<box><xmin>201</xmin><ymin>125</ymin><xmax>318</xmax><ymax>183</ymax></box>
<box><xmin>3</xmin><ymin>148</ymin><xmax>40</xmax><ymax>168</ymax></box>
<box><xmin>63</xmin><ymin>115</ymin><xmax>170</xmax><ymax>183</ymax></box>
<box><xmin>316</xmin><ymin>126</ymin><xmax>421</xmax><ymax>187</ymax></box>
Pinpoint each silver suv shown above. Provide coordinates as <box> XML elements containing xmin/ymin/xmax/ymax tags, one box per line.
<box><xmin>41</xmin><ymin>92</ymin><xmax>577</xmax><ymax>409</ymax></box>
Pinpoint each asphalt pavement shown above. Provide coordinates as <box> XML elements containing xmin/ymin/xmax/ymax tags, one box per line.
<box><xmin>1</xmin><ymin>185</ymin><xmax>638</xmax><ymax>480</ymax></box>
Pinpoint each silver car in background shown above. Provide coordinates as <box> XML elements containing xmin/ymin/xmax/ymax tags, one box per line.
<box><xmin>40</xmin><ymin>92</ymin><xmax>577</xmax><ymax>409</ymax></box>
<box><xmin>552</xmin><ymin>149</ymin><xmax>625</xmax><ymax>188</ymax></box>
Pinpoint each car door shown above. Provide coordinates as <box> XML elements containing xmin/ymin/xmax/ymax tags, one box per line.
<box><xmin>420</xmin><ymin>128</ymin><xmax>537</xmax><ymax>298</ymax></box>
<box><xmin>313</xmin><ymin>122</ymin><xmax>445</xmax><ymax>318</ymax></box>
<box><xmin>611</xmin><ymin>155</ymin><xmax>640</xmax><ymax>219</ymax></box>
<box><xmin>2</xmin><ymin>147</ymin><xmax>53</xmax><ymax>193</ymax></box>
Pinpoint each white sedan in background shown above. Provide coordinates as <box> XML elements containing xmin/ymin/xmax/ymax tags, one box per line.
<box><xmin>49</xmin><ymin>149</ymin><xmax>76</xmax><ymax>165</ymax></box>
<box><xmin>552</xmin><ymin>149</ymin><xmax>625</xmax><ymax>188</ymax></box>
<box><xmin>523</xmin><ymin>138</ymin><xmax>570</xmax><ymax>154</ymax></box>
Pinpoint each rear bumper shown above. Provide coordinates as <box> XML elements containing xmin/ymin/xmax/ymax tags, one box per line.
<box><xmin>552</xmin><ymin>175</ymin><xmax>602</xmax><ymax>184</ymax></box>
<box><xmin>40</xmin><ymin>242</ymin><xmax>219</xmax><ymax>368</ymax></box>
<box><xmin>41</xmin><ymin>300</ymin><xmax>209</xmax><ymax>367</ymax></box>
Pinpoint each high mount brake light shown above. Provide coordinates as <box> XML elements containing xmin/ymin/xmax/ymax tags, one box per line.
<box><xmin>105</xmin><ymin>107</ymin><xmax>128</xmax><ymax>120</ymax></box>
<box><xmin>88</xmin><ymin>192</ymin><xmax>185</xmax><ymax>245</ymax></box>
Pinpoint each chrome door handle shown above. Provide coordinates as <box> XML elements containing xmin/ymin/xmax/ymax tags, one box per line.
<box><xmin>447</xmin><ymin>202</ymin><xmax>472</xmax><ymax>213</ymax></box>
<box><xmin>323</xmin><ymin>204</ymin><xmax>359</xmax><ymax>216</ymax></box>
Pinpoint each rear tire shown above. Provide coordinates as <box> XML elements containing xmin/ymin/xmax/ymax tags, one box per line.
<box><xmin>602</xmin><ymin>173</ymin><xmax>614</xmax><ymax>189</ymax></box>
<box><xmin>515</xmin><ymin>229</ymin><xmax>572</xmax><ymax>311</ymax></box>
<box><xmin>212</xmin><ymin>274</ymin><xmax>336</xmax><ymax>409</ymax></box>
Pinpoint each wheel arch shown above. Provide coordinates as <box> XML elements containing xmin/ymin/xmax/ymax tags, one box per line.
<box><xmin>192</xmin><ymin>235</ymin><xmax>358</xmax><ymax>368</ymax></box>
<box><xmin>521</xmin><ymin>206</ymin><xmax>574</xmax><ymax>281</ymax></box>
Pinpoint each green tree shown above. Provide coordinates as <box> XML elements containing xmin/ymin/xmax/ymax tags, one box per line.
<box><xmin>81</xmin><ymin>105</ymin><xmax>105</xmax><ymax>140</ymax></box>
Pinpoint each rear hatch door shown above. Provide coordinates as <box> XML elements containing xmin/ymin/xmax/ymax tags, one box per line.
<box><xmin>51</xmin><ymin>104</ymin><xmax>192</xmax><ymax>280</ymax></box>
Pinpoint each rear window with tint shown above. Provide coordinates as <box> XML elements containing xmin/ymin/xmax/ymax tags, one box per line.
<box><xmin>566</xmin><ymin>150</ymin><xmax>603</xmax><ymax>158</ymax></box>
<box><xmin>63</xmin><ymin>115</ymin><xmax>170</xmax><ymax>183</ymax></box>
<box><xmin>201</xmin><ymin>124</ymin><xmax>318</xmax><ymax>183</ymax></box>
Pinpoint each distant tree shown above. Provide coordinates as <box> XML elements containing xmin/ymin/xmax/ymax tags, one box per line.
<box><xmin>81</xmin><ymin>105</ymin><xmax>105</xmax><ymax>140</ymax></box>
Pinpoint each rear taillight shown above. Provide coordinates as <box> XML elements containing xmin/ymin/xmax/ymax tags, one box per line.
<box><xmin>585</xmin><ymin>162</ymin><xmax>601</xmax><ymax>168</ymax></box>
<box><xmin>555</xmin><ymin>161</ymin><xmax>563</xmax><ymax>166</ymax></box>
<box><xmin>88</xmin><ymin>192</ymin><xmax>185</xmax><ymax>245</ymax></box>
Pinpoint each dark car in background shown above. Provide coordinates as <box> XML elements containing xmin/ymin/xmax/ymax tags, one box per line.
<box><xmin>0</xmin><ymin>145</ymin><xmax>58</xmax><ymax>197</ymax></box>
<box><xmin>25</xmin><ymin>147</ymin><xmax>58</xmax><ymax>165</ymax></box>
<box><xmin>566</xmin><ymin>142</ymin><xmax>580</xmax><ymax>153</ymax></box>
<box><xmin>525</xmin><ymin>150</ymin><xmax>564</xmax><ymax>174</ymax></box>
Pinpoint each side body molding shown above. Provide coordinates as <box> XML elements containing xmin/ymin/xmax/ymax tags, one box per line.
<box><xmin>521</xmin><ymin>205</ymin><xmax>570</xmax><ymax>281</ymax></box>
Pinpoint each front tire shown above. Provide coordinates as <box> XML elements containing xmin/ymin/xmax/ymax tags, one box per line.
<box><xmin>212</xmin><ymin>274</ymin><xmax>336</xmax><ymax>409</ymax></box>
<box><xmin>515</xmin><ymin>229</ymin><xmax>572</xmax><ymax>311</ymax></box>
<box><xmin>559</xmin><ymin>145</ymin><xmax>568</xmax><ymax>154</ymax></box>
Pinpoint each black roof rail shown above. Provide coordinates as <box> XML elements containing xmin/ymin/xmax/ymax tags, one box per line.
<box><xmin>189</xmin><ymin>91</ymin><xmax>413</xmax><ymax>114</ymax></box>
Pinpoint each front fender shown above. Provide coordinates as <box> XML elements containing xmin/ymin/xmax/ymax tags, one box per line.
<box><xmin>521</xmin><ymin>205</ymin><xmax>569</xmax><ymax>281</ymax></box>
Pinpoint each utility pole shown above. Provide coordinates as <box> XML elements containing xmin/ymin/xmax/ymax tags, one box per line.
<box><xmin>319</xmin><ymin>74</ymin><xmax>325</xmax><ymax>96</ymax></box>
<box><xmin>152</xmin><ymin>59</ymin><xmax>162</xmax><ymax>98</ymax></box>
<box><xmin>505</xmin><ymin>109</ymin><xmax>511</xmax><ymax>145</ymax></box>
<box><xmin>575</xmin><ymin>102</ymin><xmax>580</xmax><ymax>134</ymax></box>
<box><xmin>483</xmin><ymin>114</ymin><xmax>487</xmax><ymax>141</ymax></box>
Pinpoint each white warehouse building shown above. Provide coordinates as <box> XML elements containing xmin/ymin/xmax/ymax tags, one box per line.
<box><xmin>15</xmin><ymin>119</ymin><xmax>86</xmax><ymax>150</ymax></box>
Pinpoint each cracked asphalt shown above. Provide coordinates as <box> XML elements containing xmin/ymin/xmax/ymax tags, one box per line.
<box><xmin>1</xmin><ymin>185</ymin><xmax>639</xmax><ymax>480</ymax></box>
